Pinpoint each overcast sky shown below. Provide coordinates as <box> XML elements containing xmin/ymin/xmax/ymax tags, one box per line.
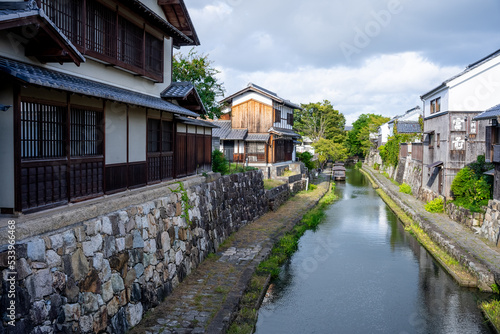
<box><xmin>183</xmin><ymin>0</ymin><xmax>500</xmax><ymax>125</ymax></box>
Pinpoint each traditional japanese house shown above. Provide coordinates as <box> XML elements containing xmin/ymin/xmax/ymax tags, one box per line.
<box><xmin>420</xmin><ymin>49</ymin><xmax>500</xmax><ymax>199</ymax></box>
<box><xmin>0</xmin><ymin>0</ymin><xmax>214</xmax><ymax>214</ymax></box>
<box><xmin>214</xmin><ymin>83</ymin><xmax>301</xmax><ymax>171</ymax></box>
<box><xmin>474</xmin><ymin>104</ymin><xmax>500</xmax><ymax>201</ymax></box>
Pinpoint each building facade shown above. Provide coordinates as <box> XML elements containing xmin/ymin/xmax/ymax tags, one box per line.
<box><xmin>214</xmin><ymin>83</ymin><xmax>301</xmax><ymax>168</ymax></box>
<box><xmin>420</xmin><ymin>49</ymin><xmax>500</xmax><ymax>198</ymax></box>
<box><xmin>0</xmin><ymin>0</ymin><xmax>213</xmax><ymax>214</ymax></box>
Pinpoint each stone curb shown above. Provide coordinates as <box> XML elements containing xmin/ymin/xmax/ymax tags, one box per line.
<box><xmin>362</xmin><ymin>166</ymin><xmax>498</xmax><ymax>291</ymax></box>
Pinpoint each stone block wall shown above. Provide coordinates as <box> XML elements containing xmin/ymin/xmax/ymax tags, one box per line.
<box><xmin>266</xmin><ymin>184</ymin><xmax>291</xmax><ymax>212</ymax></box>
<box><xmin>480</xmin><ymin>200</ymin><xmax>500</xmax><ymax>245</ymax></box>
<box><xmin>445</xmin><ymin>202</ymin><xmax>484</xmax><ymax>230</ymax></box>
<box><xmin>0</xmin><ymin>171</ymin><xmax>267</xmax><ymax>334</ymax></box>
<box><xmin>395</xmin><ymin>158</ymin><xmax>423</xmax><ymax>195</ymax></box>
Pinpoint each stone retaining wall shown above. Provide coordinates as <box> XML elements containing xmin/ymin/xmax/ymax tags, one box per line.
<box><xmin>266</xmin><ymin>184</ymin><xmax>291</xmax><ymax>212</ymax></box>
<box><xmin>445</xmin><ymin>202</ymin><xmax>484</xmax><ymax>231</ymax></box>
<box><xmin>0</xmin><ymin>171</ymin><xmax>268</xmax><ymax>334</ymax></box>
<box><xmin>480</xmin><ymin>200</ymin><xmax>500</xmax><ymax>245</ymax></box>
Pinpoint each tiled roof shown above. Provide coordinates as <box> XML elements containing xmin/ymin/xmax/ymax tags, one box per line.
<box><xmin>0</xmin><ymin>56</ymin><xmax>199</xmax><ymax>117</ymax></box>
<box><xmin>220</xmin><ymin>83</ymin><xmax>302</xmax><ymax>110</ymax></box>
<box><xmin>161</xmin><ymin>82</ymin><xmax>195</xmax><ymax>98</ymax></box>
<box><xmin>212</xmin><ymin>121</ymin><xmax>232</xmax><ymax>139</ymax></box>
<box><xmin>246</xmin><ymin>133</ymin><xmax>270</xmax><ymax>142</ymax></box>
<box><xmin>175</xmin><ymin>116</ymin><xmax>219</xmax><ymax>128</ymax></box>
<box><xmin>473</xmin><ymin>104</ymin><xmax>500</xmax><ymax>120</ymax></box>
<box><xmin>0</xmin><ymin>0</ymin><xmax>37</xmax><ymax>16</ymax></box>
<box><xmin>396</xmin><ymin>121</ymin><xmax>421</xmax><ymax>134</ymax></box>
<box><xmin>226</xmin><ymin>129</ymin><xmax>248</xmax><ymax>140</ymax></box>
<box><xmin>269</xmin><ymin>127</ymin><xmax>300</xmax><ymax>138</ymax></box>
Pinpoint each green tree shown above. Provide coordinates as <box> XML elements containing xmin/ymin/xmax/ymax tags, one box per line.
<box><xmin>173</xmin><ymin>49</ymin><xmax>225</xmax><ymax>118</ymax></box>
<box><xmin>294</xmin><ymin>100</ymin><xmax>346</xmax><ymax>143</ymax></box>
<box><xmin>312</xmin><ymin>138</ymin><xmax>348</xmax><ymax>167</ymax></box>
<box><xmin>347</xmin><ymin>114</ymin><xmax>389</xmax><ymax>157</ymax></box>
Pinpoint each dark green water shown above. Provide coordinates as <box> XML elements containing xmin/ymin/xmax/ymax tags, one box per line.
<box><xmin>255</xmin><ymin>168</ymin><xmax>493</xmax><ymax>334</ymax></box>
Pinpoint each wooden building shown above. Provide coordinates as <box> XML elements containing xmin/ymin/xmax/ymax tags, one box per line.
<box><xmin>214</xmin><ymin>83</ymin><xmax>301</xmax><ymax>168</ymax></box>
<box><xmin>474</xmin><ymin>104</ymin><xmax>500</xmax><ymax>201</ymax></box>
<box><xmin>420</xmin><ymin>49</ymin><xmax>500</xmax><ymax>198</ymax></box>
<box><xmin>0</xmin><ymin>0</ymin><xmax>214</xmax><ymax>214</ymax></box>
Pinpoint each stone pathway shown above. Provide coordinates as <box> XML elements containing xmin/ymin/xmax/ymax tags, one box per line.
<box><xmin>128</xmin><ymin>174</ymin><xmax>330</xmax><ymax>334</ymax></box>
<box><xmin>364</xmin><ymin>166</ymin><xmax>500</xmax><ymax>289</ymax></box>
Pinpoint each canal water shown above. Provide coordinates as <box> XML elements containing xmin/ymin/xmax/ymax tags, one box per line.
<box><xmin>255</xmin><ymin>168</ymin><xmax>493</xmax><ymax>334</ymax></box>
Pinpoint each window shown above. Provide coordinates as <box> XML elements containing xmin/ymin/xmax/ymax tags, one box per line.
<box><xmin>41</xmin><ymin>0</ymin><xmax>164</xmax><ymax>81</ymax></box>
<box><xmin>21</xmin><ymin>101</ymin><xmax>66</xmax><ymax>159</ymax></box>
<box><xmin>70</xmin><ymin>108</ymin><xmax>103</xmax><ymax>157</ymax></box>
<box><xmin>161</xmin><ymin>121</ymin><xmax>173</xmax><ymax>152</ymax></box>
<box><xmin>436</xmin><ymin>133</ymin><xmax>440</xmax><ymax>148</ymax></box>
<box><xmin>428</xmin><ymin>133</ymin><xmax>434</xmax><ymax>149</ymax></box>
<box><xmin>430</xmin><ymin>97</ymin><xmax>441</xmax><ymax>114</ymax></box>
<box><xmin>247</xmin><ymin>142</ymin><xmax>265</xmax><ymax>154</ymax></box>
<box><xmin>274</xmin><ymin>109</ymin><xmax>281</xmax><ymax>123</ymax></box>
<box><xmin>287</xmin><ymin>113</ymin><xmax>293</xmax><ymax>126</ymax></box>
<box><xmin>147</xmin><ymin>119</ymin><xmax>161</xmax><ymax>153</ymax></box>
<box><xmin>118</xmin><ymin>17</ymin><xmax>143</xmax><ymax>68</ymax></box>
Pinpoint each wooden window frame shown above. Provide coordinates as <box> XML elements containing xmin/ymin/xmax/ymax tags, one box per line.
<box><xmin>430</xmin><ymin>97</ymin><xmax>441</xmax><ymax>114</ymax></box>
<box><xmin>40</xmin><ymin>0</ymin><xmax>164</xmax><ymax>82</ymax></box>
<box><xmin>274</xmin><ymin>109</ymin><xmax>281</xmax><ymax>123</ymax></box>
<box><xmin>287</xmin><ymin>113</ymin><xmax>293</xmax><ymax>126</ymax></box>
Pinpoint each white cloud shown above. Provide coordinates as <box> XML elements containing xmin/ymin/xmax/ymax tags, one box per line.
<box><xmin>217</xmin><ymin>52</ymin><xmax>461</xmax><ymax>125</ymax></box>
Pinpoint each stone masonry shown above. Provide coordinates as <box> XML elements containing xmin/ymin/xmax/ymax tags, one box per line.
<box><xmin>0</xmin><ymin>170</ymin><xmax>269</xmax><ymax>334</ymax></box>
<box><xmin>480</xmin><ymin>199</ymin><xmax>500</xmax><ymax>245</ymax></box>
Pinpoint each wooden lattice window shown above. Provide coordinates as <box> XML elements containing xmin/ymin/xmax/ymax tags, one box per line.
<box><xmin>86</xmin><ymin>0</ymin><xmax>116</xmax><ymax>58</ymax></box>
<box><xmin>274</xmin><ymin>109</ymin><xmax>281</xmax><ymax>123</ymax></box>
<box><xmin>41</xmin><ymin>0</ymin><xmax>84</xmax><ymax>47</ymax></box>
<box><xmin>161</xmin><ymin>121</ymin><xmax>173</xmax><ymax>152</ymax></box>
<box><xmin>70</xmin><ymin>108</ymin><xmax>103</xmax><ymax>157</ymax></box>
<box><xmin>21</xmin><ymin>101</ymin><xmax>66</xmax><ymax>159</ymax></box>
<box><xmin>148</xmin><ymin>119</ymin><xmax>161</xmax><ymax>153</ymax></box>
<box><xmin>145</xmin><ymin>32</ymin><xmax>163</xmax><ymax>74</ymax></box>
<box><xmin>118</xmin><ymin>17</ymin><xmax>143</xmax><ymax>68</ymax></box>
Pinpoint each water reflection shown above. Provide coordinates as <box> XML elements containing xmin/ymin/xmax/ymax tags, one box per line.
<box><xmin>255</xmin><ymin>168</ymin><xmax>492</xmax><ymax>334</ymax></box>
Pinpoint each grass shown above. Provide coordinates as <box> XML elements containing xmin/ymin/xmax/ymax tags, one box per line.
<box><xmin>481</xmin><ymin>299</ymin><xmax>500</xmax><ymax>331</ymax></box>
<box><xmin>263</xmin><ymin>179</ymin><xmax>285</xmax><ymax>190</ymax></box>
<box><xmin>257</xmin><ymin>183</ymin><xmax>337</xmax><ymax>279</ymax></box>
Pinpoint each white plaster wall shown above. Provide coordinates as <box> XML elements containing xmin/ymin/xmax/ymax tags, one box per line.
<box><xmin>105</xmin><ymin>102</ymin><xmax>127</xmax><ymax>164</ymax></box>
<box><xmin>233</xmin><ymin>92</ymin><xmax>272</xmax><ymax>107</ymax></box>
<box><xmin>140</xmin><ymin>0</ymin><xmax>168</xmax><ymax>21</ymax></box>
<box><xmin>422</xmin><ymin>89</ymin><xmax>449</xmax><ymax>118</ymax></box>
<box><xmin>0</xmin><ymin>85</ymin><xmax>14</xmax><ymax>208</ymax></box>
<box><xmin>128</xmin><ymin>107</ymin><xmax>147</xmax><ymax>163</ymax></box>
<box><xmin>448</xmin><ymin>60</ymin><xmax>500</xmax><ymax>112</ymax></box>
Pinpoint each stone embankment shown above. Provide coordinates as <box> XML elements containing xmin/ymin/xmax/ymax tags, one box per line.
<box><xmin>363</xmin><ymin>166</ymin><xmax>500</xmax><ymax>291</ymax></box>
<box><xmin>0</xmin><ymin>170</ymin><xmax>306</xmax><ymax>334</ymax></box>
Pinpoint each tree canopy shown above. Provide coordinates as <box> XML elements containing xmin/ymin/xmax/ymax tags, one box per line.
<box><xmin>347</xmin><ymin>113</ymin><xmax>389</xmax><ymax>157</ymax></box>
<box><xmin>313</xmin><ymin>138</ymin><xmax>348</xmax><ymax>167</ymax></box>
<box><xmin>172</xmin><ymin>49</ymin><xmax>225</xmax><ymax>119</ymax></box>
<box><xmin>294</xmin><ymin>100</ymin><xmax>346</xmax><ymax>143</ymax></box>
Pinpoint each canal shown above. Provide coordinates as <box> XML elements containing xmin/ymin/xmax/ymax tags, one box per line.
<box><xmin>255</xmin><ymin>168</ymin><xmax>493</xmax><ymax>334</ymax></box>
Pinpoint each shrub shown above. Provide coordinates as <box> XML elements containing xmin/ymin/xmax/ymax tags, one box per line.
<box><xmin>355</xmin><ymin>161</ymin><xmax>362</xmax><ymax>169</ymax></box>
<box><xmin>373</xmin><ymin>163</ymin><xmax>380</xmax><ymax>170</ymax></box>
<box><xmin>399</xmin><ymin>183</ymin><xmax>412</xmax><ymax>195</ymax></box>
<box><xmin>308</xmin><ymin>183</ymin><xmax>317</xmax><ymax>191</ymax></box>
<box><xmin>212</xmin><ymin>150</ymin><xmax>229</xmax><ymax>175</ymax></box>
<box><xmin>425</xmin><ymin>197</ymin><xmax>444</xmax><ymax>213</ymax></box>
<box><xmin>451</xmin><ymin>164</ymin><xmax>491</xmax><ymax>212</ymax></box>
<box><xmin>297</xmin><ymin>151</ymin><xmax>316</xmax><ymax>170</ymax></box>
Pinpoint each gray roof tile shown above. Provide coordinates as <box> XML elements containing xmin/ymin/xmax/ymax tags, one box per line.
<box><xmin>0</xmin><ymin>56</ymin><xmax>199</xmax><ymax>117</ymax></box>
<box><xmin>396</xmin><ymin>121</ymin><xmax>421</xmax><ymax>133</ymax></box>
<box><xmin>161</xmin><ymin>82</ymin><xmax>195</xmax><ymax>98</ymax></box>
<box><xmin>246</xmin><ymin>133</ymin><xmax>270</xmax><ymax>142</ymax></box>
<box><xmin>474</xmin><ymin>104</ymin><xmax>500</xmax><ymax>120</ymax></box>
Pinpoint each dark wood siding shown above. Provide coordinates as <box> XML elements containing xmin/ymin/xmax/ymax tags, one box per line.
<box><xmin>176</xmin><ymin>132</ymin><xmax>187</xmax><ymax>177</ymax></box>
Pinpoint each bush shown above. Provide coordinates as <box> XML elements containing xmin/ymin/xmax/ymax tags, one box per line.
<box><xmin>399</xmin><ymin>183</ymin><xmax>412</xmax><ymax>194</ymax></box>
<box><xmin>355</xmin><ymin>161</ymin><xmax>362</xmax><ymax>169</ymax></box>
<box><xmin>425</xmin><ymin>197</ymin><xmax>444</xmax><ymax>213</ymax></box>
<box><xmin>212</xmin><ymin>150</ymin><xmax>229</xmax><ymax>175</ymax></box>
<box><xmin>451</xmin><ymin>164</ymin><xmax>491</xmax><ymax>212</ymax></box>
<box><xmin>373</xmin><ymin>163</ymin><xmax>380</xmax><ymax>170</ymax></box>
<box><xmin>297</xmin><ymin>151</ymin><xmax>315</xmax><ymax>170</ymax></box>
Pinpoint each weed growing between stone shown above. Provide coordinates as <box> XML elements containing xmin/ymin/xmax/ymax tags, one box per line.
<box><xmin>169</xmin><ymin>181</ymin><xmax>193</xmax><ymax>226</ymax></box>
<box><xmin>425</xmin><ymin>197</ymin><xmax>444</xmax><ymax>213</ymax></box>
<box><xmin>481</xmin><ymin>299</ymin><xmax>500</xmax><ymax>332</ymax></box>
